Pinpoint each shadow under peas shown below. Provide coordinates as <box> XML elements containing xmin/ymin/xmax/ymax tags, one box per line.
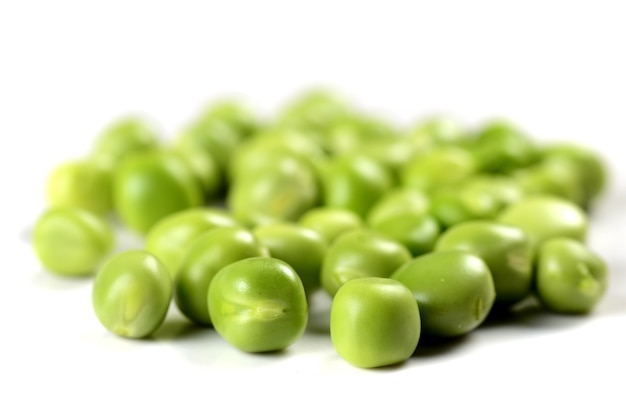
<box><xmin>412</xmin><ymin>333</ymin><xmax>470</xmax><ymax>359</ymax></box>
<box><xmin>151</xmin><ymin>315</ymin><xmax>210</xmax><ymax>342</ymax></box>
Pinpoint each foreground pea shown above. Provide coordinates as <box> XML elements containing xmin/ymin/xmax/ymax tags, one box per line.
<box><xmin>321</xmin><ymin>229</ymin><xmax>412</xmax><ymax>297</ymax></box>
<box><xmin>435</xmin><ymin>221</ymin><xmax>533</xmax><ymax>306</ymax></box>
<box><xmin>330</xmin><ymin>278</ymin><xmax>420</xmax><ymax>368</ymax></box>
<box><xmin>92</xmin><ymin>250</ymin><xmax>172</xmax><ymax>338</ymax></box>
<box><xmin>391</xmin><ymin>251</ymin><xmax>495</xmax><ymax>338</ymax></box>
<box><xmin>145</xmin><ymin>207</ymin><xmax>239</xmax><ymax>275</ymax></box>
<box><xmin>33</xmin><ymin>207</ymin><xmax>114</xmax><ymax>276</ymax></box>
<box><xmin>174</xmin><ymin>227</ymin><xmax>269</xmax><ymax>326</ymax></box>
<box><xmin>535</xmin><ymin>238</ymin><xmax>608</xmax><ymax>314</ymax></box>
<box><xmin>208</xmin><ymin>257</ymin><xmax>308</xmax><ymax>352</ymax></box>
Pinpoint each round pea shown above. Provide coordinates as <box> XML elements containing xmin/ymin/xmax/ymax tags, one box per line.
<box><xmin>330</xmin><ymin>277</ymin><xmax>421</xmax><ymax>368</ymax></box>
<box><xmin>92</xmin><ymin>250</ymin><xmax>172</xmax><ymax>338</ymax></box>
<box><xmin>401</xmin><ymin>146</ymin><xmax>477</xmax><ymax>192</ymax></box>
<box><xmin>298</xmin><ymin>207</ymin><xmax>364</xmax><ymax>244</ymax></box>
<box><xmin>321</xmin><ymin>229</ymin><xmax>412</xmax><ymax>297</ymax></box>
<box><xmin>174</xmin><ymin>119</ymin><xmax>241</xmax><ymax>172</ymax></box>
<box><xmin>391</xmin><ymin>251</ymin><xmax>495</xmax><ymax>338</ymax></box>
<box><xmin>113</xmin><ymin>150</ymin><xmax>204</xmax><ymax>235</ymax></box>
<box><xmin>208</xmin><ymin>257</ymin><xmax>308</xmax><ymax>352</ymax></box>
<box><xmin>366</xmin><ymin>188</ymin><xmax>430</xmax><ymax>227</ymax></box>
<box><xmin>370</xmin><ymin>212</ymin><xmax>440</xmax><ymax>257</ymax></box>
<box><xmin>33</xmin><ymin>207</ymin><xmax>114</xmax><ymax>276</ymax></box>
<box><xmin>435</xmin><ymin>220</ymin><xmax>533</xmax><ymax>306</ymax></box>
<box><xmin>174</xmin><ymin>227</ymin><xmax>269</xmax><ymax>326</ymax></box>
<box><xmin>46</xmin><ymin>159</ymin><xmax>113</xmax><ymax>216</ymax></box>
<box><xmin>514</xmin><ymin>158</ymin><xmax>585</xmax><ymax>207</ymax></box>
<box><xmin>253</xmin><ymin>223</ymin><xmax>327</xmax><ymax>297</ymax></box>
<box><xmin>535</xmin><ymin>238</ymin><xmax>608</xmax><ymax>314</ymax></box>
<box><xmin>145</xmin><ymin>207</ymin><xmax>239</xmax><ymax>275</ymax></box>
<box><xmin>198</xmin><ymin>99</ymin><xmax>261</xmax><ymax>140</ymax></box>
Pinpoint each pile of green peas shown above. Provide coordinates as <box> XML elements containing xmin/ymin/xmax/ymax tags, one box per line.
<box><xmin>33</xmin><ymin>89</ymin><xmax>609</xmax><ymax>368</ymax></box>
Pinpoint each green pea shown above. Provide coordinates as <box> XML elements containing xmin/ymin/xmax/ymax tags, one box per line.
<box><xmin>323</xmin><ymin>154</ymin><xmax>394</xmax><ymax>218</ymax></box>
<box><xmin>323</xmin><ymin>113</ymin><xmax>397</xmax><ymax>156</ymax></box>
<box><xmin>497</xmin><ymin>195</ymin><xmax>588</xmax><ymax>249</ymax></box>
<box><xmin>400</xmin><ymin>146</ymin><xmax>477</xmax><ymax>192</ymax></box>
<box><xmin>145</xmin><ymin>207</ymin><xmax>239</xmax><ymax>276</ymax></box>
<box><xmin>408</xmin><ymin>115</ymin><xmax>469</xmax><ymax>148</ymax></box>
<box><xmin>277</xmin><ymin>89</ymin><xmax>351</xmax><ymax>137</ymax></box>
<box><xmin>253</xmin><ymin>223</ymin><xmax>327</xmax><ymax>297</ymax></box>
<box><xmin>197</xmin><ymin>99</ymin><xmax>261</xmax><ymax>140</ymax></box>
<box><xmin>113</xmin><ymin>150</ymin><xmax>204</xmax><ymax>235</ymax></box>
<box><xmin>370</xmin><ymin>212</ymin><xmax>440</xmax><ymax>257</ymax></box>
<box><xmin>174</xmin><ymin>119</ymin><xmax>241</xmax><ymax>172</ymax></box>
<box><xmin>366</xmin><ymin>188</ymin><xmax>430</xmax><ymax>227</ymax></box>
<box><xmin>174</xmin><ymin>227</ymin><xmax>269</xmax><ymax>326</ymax></box>
<box><xmin>91</xmin><ymin>117</ymin><xmax>160</xmax><ymax>170</ymax></box>
<box><xmin>298</xmin><ymin>207</ymin><xmax>364</xmax><ymax>244</ymax></box>
<box><xmin>92</xmin><ymin>250</ymin><xmax>171</xmax><ymax>338</ymax></box>
<box><xmin>321</xmin><ymin>229</ymin><xmax>412</xmax><ymax>297</ymax></box>
<box><xmin>535</xmin><ymin>238</ymin><xmax>608</xmax><ymax>314</ymax></box>
<box><xmin>435</xmin><ymin>220</ymin><xmax>533</xmax><ymax>306</ymax></box>
<box><xmin>174</xmin><ymin>147</ymin><xmax>223</xmax><ymax>202</ymax></box>
<box><xmin>330</xmin><ymin>277</ymin><xmax>420</xmax><ymax>368</ymax></box>
<box><xmin>391</xmin><ymin>250</ymin><xmax>495</xmax><ymax>338</ymax></box>
<box><xmin>208</xmin><ymin>257</ymin><xmax>308</xmax><ymax>352</ymax></box>
<box><xmin>227</xmin><ymin>153</ymin><xmax>320</xmax><ymax>227</ymax></box>
<box><xmin>33</xmin><ymin>207</ymin><xmax>115</xmax><ymax>277</ymax></box>
<box><xmin>514</xmin><ymin>158</ymin><xmax>585</xmax><ymax>207</ymax></box>
<box><xmin>46</xmin><ymin>159</ymin><xmax>113</xmax><ymax>216</ymax></box>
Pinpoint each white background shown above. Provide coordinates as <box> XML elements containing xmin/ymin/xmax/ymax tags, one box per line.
<box><xmin>1</xmin><ymin>1</ymin><xmax>625</xmax><ymax>415</ymax></box>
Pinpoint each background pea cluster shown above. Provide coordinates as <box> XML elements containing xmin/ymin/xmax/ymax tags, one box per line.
<box><xmin>32</xmin><ymin>89</ymin><xmax>609</xmax><ymax>368</ymax></box>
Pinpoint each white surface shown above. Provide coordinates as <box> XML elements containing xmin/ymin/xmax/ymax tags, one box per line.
<box><xmin>1</xmin><ymin>1</ymin><xmax>625</xmax><ymax>415</ymax></box>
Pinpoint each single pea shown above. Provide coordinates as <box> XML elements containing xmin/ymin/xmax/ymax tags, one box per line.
<box><xmin>90</xmin><ymin>116</ymin><xmax>160</xmax><ymax>170</ymax></box>
<box><xmin>208</xmin><ymin>257</ymin><xmax>308</xmax><ymax>353</ymax></box>
<box><xmin>366</xmin><ymin>188</ymin><xmax>430</xmax><ymax>227</ymax></box>
<box><xmin>535</xmin><ymin>238</ymin><xmax>608</xmax><ymax>314</ymax></box>
<box><xmin>174</xmin><ymin>227</ymin><xmax>269</xmax><ymax>326</ymax></box>
<box><xmin>113</xmin><ymin>150</ymin><xmax>204</xmax><ymax>235</ymax></box>
<box><xmin>323</xmin><ymin>153</ymin><xmax>394</xmax><ymax>219</ymax></box>
<box><xmin>391</xmin><ymin>250</ymin><xmax>495</xmax><ymax>338</ymax></box>
<box><xmin>227</xmin><ymin>153</ymin><xmax>320</xmax><ymax>227</ymax></box>
<box><xmin>435</xmin><ymin>220</ymin><xmax>533</xmax><ymax>306</ymax></box>
<box><xmin>330</xmin><ymin>277</ymin><xmax>421</xmax><ymax>368</ymax></box>
<box><xmin>253</xmin><ymin>222</ymin><xmax>327</xmax><ymax>297</ymax></box>
<box><xmin>277</xmin><ymin>89</ymin><xmax>351</xmax><ymax>137</ymax></box>
<box><xmin>400</xmin><ymin>146</ymin><xmax>477</xmax><ymax>192</ymax></box>
<box><xmin>197</xmin><ymin>99</ymin><xmax>261</xmax><ymax>140</ymax></box>
<box><xmin>145</xmin><ymin>207</ymin><xmax>239</xmax><ymax>276</ymax></box>
<box><xmin>514</xmin><ymin>157</ymin><xmax>585</xmax><ymax>207</ymax></box>
<box><xmin>408</xmin><ymin>115</ymin><xmax>469</xmax><ymax>148</ymax></box>
<box><xmin>45</xmin><ymin>159</ymin><xmax>113</xmax><ymax>216</ymax></box>
<box><xmin>497</xmin><ymin>195</ymin><xmax>588</xmax><ymax>249</ymax></box>
<box><xmin>370</xmin><ymin>212</ymin><xmax>440</xmax><ymax>257</ymax></box>
<box><xmin>298</xmin><ymin>207</ymin><xmax>364</xmax><ymax>244</ymax></box>
<box><xmin>33</xmin><ymin>207</ymin><xmax>115</xmax><ymax>277</ymax></box>
<box><xmin>92</xmin><ymin>250</ymin><xmax>171</xmax><ymax>338</ymax></box>
<box><xmin>321</xmin><ymin>229</ymin><xmax>412</xmax><ymax>297</ymax></box>
<box><xmin>174</xmin><ymin>147</ymin><xmax>223</xmax><ymax>202</ymax></box>
<box><xmin>323</xmin><ymin>113</ymin><xmax>397</xmax><ymax>156</ymax></box>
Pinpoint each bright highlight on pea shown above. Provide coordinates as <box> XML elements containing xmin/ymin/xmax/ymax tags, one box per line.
<box><xmin>32</xmin><ymin>88</ymin><xmax>610</xmax><ymax>368</ymax></box>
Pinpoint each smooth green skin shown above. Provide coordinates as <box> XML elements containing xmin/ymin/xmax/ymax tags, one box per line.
<box><xmin>497</xmin><ymin>195</ymin><xmax>588</xmax><ymax>249</ymax></box>
<box><xmin>435</xmin><ymin>221</ymin><xmax>533</xmax><ymax>306</ymax></box>
<box><xmin>535</xmin><ymin>238</ymin><xmax>608</xmax><ymax>314</ymax></box>
<box><xmin>371</xmin><ymin>212</ymin><xmax>440</xmax><ymax>257</ymax></box>
<box><xmin>174</xmin><ymin>147</ymin><xmax>223</xmax><ymax>201</ymax></box>
<box><xmin>430</xmin><ymin>175</ymin><xmax>525</xmax><ymax>229</ymax></box>
<box><xmin>514</xmin><ymin>158</ymin><xmax>585</xmax><ymax>207</ymax></box>
<box><xmin>113</xmin><ymin>150</ymin><xmax>204</xmax><ymax>235</ymax></box>
<box><xmin>145</xmin><ymin>207</ymin><xmax>239</xmax><ymax>276</ymax></box>
<box><xmin>542</xmin><ymin>142</ymin><xmax>607</xmax><ymax>204</ymax></box>
<box><xmin>409</xmin><ymin>115</ymin><xmax>469</xmax><ymax>148</ymax></box>
<box><xmin>323</xmin><ymin>154</ymin><xmax>394</xmax><ymax>219</ymax></box>
<box><xmin>366</xmin><ymin>188</ymin><xmax>430</xmax><ymax>227</ymax></box>
<box><xmin>391</xmin><ymin>251</ymin><xmax>495</xmax><ymax>338</ymax></box>
<box><xmin>92</xmin><ymin>250</ymin><xmax>172</xmax><ymax>338</ymax></box>
<box><xmin>401</xmin><ymin>146</ymin><xmax>477</xmax><ymax>192</ymax></box>
<box><xmin>278</xmin><ymin>89</ymin><xmax>351</xmax><ymax>136</ymax></box>
<box><xmin>298</xmin><ymin>207</ymin><xmax>364</xmax><ymax>244</ymax></box>
<box><xmin>175</xmin><ymin>119</ymin><xmax>241</xmax><ymax>172</ymax></box>
<box><xmin>331</xmin><ymin>277</ymin><xmax>421</xmax><ymax>368</ymax></box>
<box><xmin>91</xmin><ymin>117</ymin><xmax>160</xmax><ymax>170</ymax></box>
<box><xmin>174</xmin><ymin>227</ymin><xmax>269</xmax><ymax>326</ymax></box>
<box><xmin>46</xmin><ymin>160</ymin><xmax>113</xmax><ymax>216</ymax></box>
<box><xmin>253</xmin><ymin>223</ymin><xmax>327</xmax><ymax>297</ymax></box>
<box><xmin>321</xmin><ymin>229</ymin><xmax>413</xmax><ymax>297</ymax></box>
<box><xmin>208</xmin><ymin>257</ymin><xmax>308</xmax><ymax>352</ymax></box>
<box><xmin>227</xmin><ymin>153</ymin><xmax>320</xmax><ymax>227</ymax></box>
<box><xmin>33</xmin><ymin>207</ymin><xmax>114</xmax><ymax>276</ymax></box>
<box><xmin>468</xmin><ymin>120</ymin><xmax>538</xmax><ymax>173</ymax></box>
<box><xmin>198</xmin><ymin>99</ymin><xmax>260</xmax><ymax>140</ymax></box>
<box><xmin>323</xmin><ymin>114</ymin><xmax>397</xmax><ymax>156</ymax></box>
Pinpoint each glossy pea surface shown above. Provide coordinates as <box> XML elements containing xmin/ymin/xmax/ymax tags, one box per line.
<box><xmin>391</xmin><ymin>251</ymin><xmax>495</xmax><ymax>338</ymax></box>
<box><xmin>208</xmin><ymin>257</ymin><xmax>308</xmax><ymax>352</ymax></box>
<box><xmin>33</xmin><ymin>207</ymin><xmax>114</xmax><ymax>276</ymax></box>
<box><xmin>331</xmin><ymin>277</ymin><xmax>421</xmax><ymax>368</ymax></box>
<box><xmin>174</xmin><ymin>227</ymin><xmax>269</xmax><ymax>326</ymax></box>
<box><xmin>370</xmin><ymin>212</ymin><xmax>440</xmax><ymax>256</ymax></box>
<box><xmin>145</xmin><ymin>207</ymin><xmax>239</xmax><ymax>275</ymax></box>
<box><xmin>535</xmin><ymin>238</ymin><xmax>608</xmax><ymax>314</ymax></box>
<box><xmin>92</xmin><ymin>250</ymin><xmax>172</xmax><ymax>338</ymax></box>
<box><xmin>298</xmin><ymin>207</ymin><xmax>364</xmax><ymax>244</ymax></box>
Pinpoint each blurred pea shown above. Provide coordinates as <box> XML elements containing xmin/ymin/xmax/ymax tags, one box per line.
<box><xmin>401</xmin><ymin>146</ymin><xmax>477</xmax><ymax>192</ymax></box>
